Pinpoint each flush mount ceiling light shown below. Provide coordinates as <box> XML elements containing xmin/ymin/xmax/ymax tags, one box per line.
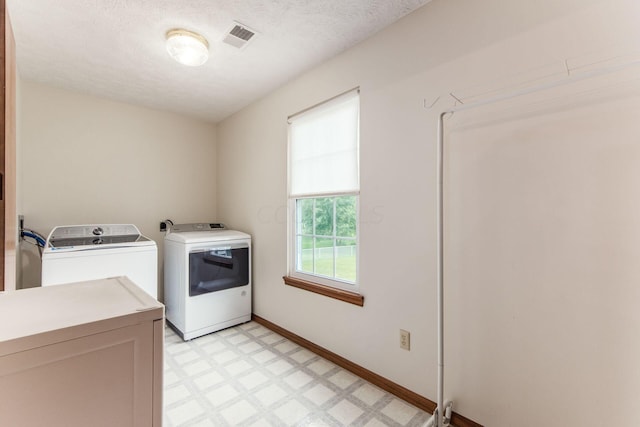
<box><xmin>165</xmin><ymin>29</ymin><xmax>209</xmax><ymax>66</ymax></box>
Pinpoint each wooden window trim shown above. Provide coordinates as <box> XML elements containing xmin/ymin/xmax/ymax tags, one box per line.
<box><xmin>283</xmin><ymin>275</ymin><xmax>364</xmax><ymax>306</ymax></box>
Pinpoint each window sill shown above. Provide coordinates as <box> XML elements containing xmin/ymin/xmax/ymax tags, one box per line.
<box><xmin>283</xmin><ymin>276</ymin><xmax>364</xmax><ymax>307</ymax></box>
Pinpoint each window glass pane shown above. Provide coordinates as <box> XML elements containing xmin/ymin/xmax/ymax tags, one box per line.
<box><xmin>336</xmin><ymin>196</ymin><xmax>357</xmax><ymax>238</ymax></box>
<box><xmin>314</xmin><ymin>237</ymin><xmax>334</xmax><ymax>277</ymax></box>
<box><xmin>297</xmin><ymin>198</ymin><xmax>314</xmax><ymax>235</ymax></box>
<box><xmin>294</xmin><ymin>196</ymin><xmax>358</xmax><ymax>285</ymax></box>
<box><xmin>299</xmin><ymin>235</ymin><xmax>314</xmax><ymax>274</ymax></box>
<box><xmin>314</xmin><ymin>197</ymin><xmax>334</xmax><ymax>237</ymax></box>
<box><xmin>335</xmin><ymin>239</ymin><xmax>357</xmax><ymax>282</ymax></box>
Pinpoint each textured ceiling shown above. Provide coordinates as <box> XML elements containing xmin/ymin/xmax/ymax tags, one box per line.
<box><xmin>7</xmin><ymin>0</ymin><xmax>431</xmax><ymax>123</ymax></box>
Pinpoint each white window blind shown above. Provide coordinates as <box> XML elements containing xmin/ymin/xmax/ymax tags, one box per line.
<box><xmin>289</xmin><ymin>90</ymin><xmax>359</xmax><ymax>196</ymax></box>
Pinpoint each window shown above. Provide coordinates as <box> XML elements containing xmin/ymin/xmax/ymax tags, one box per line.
<box><xmin>286</xmin><ymin>89</ymin><xmax>361</xmax><ymax>304</ymax></box>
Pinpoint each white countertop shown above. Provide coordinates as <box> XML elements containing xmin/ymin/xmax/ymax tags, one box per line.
<box><xmin>0</xmin><ymin>276</ymin><xmax>164</xmax><ymax>356</ymax></box>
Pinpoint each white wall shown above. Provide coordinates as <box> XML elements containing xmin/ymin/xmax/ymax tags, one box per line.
<box><xmin>19</xmin><ymin>82</ymin><xmax>217</xmax><ymax>296</ymax></box>
<box><xmin>216</xmin><ymin>0</ymin><xmax>640</xmax><ymax>425</ymax></box>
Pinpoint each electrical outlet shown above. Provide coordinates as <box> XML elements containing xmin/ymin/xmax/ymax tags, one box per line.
<box><xmin>400</xmin><ymin>329</ymin><xmax>410</xmax><ymax>351</ymax></box>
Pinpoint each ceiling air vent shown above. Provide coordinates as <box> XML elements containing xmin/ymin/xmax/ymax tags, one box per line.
<box><xmin>222</xmin><ymin>22</ymin><xmax>256</xmax><ymax>50</ymax></box>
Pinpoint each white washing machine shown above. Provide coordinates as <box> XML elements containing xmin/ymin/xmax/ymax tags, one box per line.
<box><xmin>164</xmin><ymin>223</ymin><xmax>251</xmax><ymax>340</ymax></box>
<box><xmin>41</xmin><ymin>224</ymin><xmax>158</xmax><ymax>299</ymax></box>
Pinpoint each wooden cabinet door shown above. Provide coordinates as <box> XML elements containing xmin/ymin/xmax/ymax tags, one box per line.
<box><xmin>0</xmin><ymin>322</ymin><xmax>158</xmax><ymax>426</ymax></box>
<box><xmin>0</xmin><ymin>0</ymin><xmax>17</xmax><ymax>292</ymax></box>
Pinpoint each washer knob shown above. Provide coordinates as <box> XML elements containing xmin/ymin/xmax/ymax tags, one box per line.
<box><xmin>92</xmin><ymin>227</ymin><xmax>104</xmax><ymax>236</ymax></box>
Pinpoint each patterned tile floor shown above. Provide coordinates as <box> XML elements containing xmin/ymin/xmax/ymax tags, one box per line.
<box><xmin>164</xmin><ymin>321</ymin><xmax>431</xmax><ymax>427</ymax></box>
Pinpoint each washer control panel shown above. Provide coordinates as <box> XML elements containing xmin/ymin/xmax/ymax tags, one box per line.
<box><xmin>170</xmin><ymin>223</ymin><xmax>226</xmax><ymax>233</ymax></box>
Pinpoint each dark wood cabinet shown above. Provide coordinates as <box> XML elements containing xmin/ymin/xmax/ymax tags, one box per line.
<box><xmin>0</xmin><ymin>0</ymin><xmax>16</xmax><ymax>292</ymax></box>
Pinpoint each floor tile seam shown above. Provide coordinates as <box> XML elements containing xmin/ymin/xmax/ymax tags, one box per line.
<box><xmin>373</xmin><ymin>395</ymin><xmax>431</xmax><ymax>427</ymax></box>
<box><xmin>239</xmin><ymin>336</ymin><xmax>286</xmax><ymax>355</ymax></box>
<box><xmin>236</xmin><ymin>339</ymin><xmax>269</xmax><ymax>353</ymax></box>
<box><xmin>246</xmin><ymin>325</ymin><xmax>271</xmax><ymax>334</ymax></box>
<box><xmin>370</xmin><ymin>393</ymin><xmax>408</xmax><ymax>414</ymax></box>
<box><xmin>188</xmin><ymin>339</ymin><xmax>228</xmax><ymax>357</ymax></box>
<box><xmin>227</xmin><ymin>357</ymin><xmax>368</xmax><ymax>407</ymax></box>
<box><xmin>405</xmin><ymin>412</ymin><xmax>434</xmax><ymax>427</ymax></box>
<box><xmin>163</xmin><ymin>394</ymin><xmax>226</xmax><ymax>427</ymax></box>
<box><xmin>244</xmin><ymin>365</ymin><xmax>325</xmax><ymax>402</ymax></box>
<box><xmin>196</xmin><ymin>345</ymin><xmax>260</xmax><ymax>375</ymax></box>
<box><xmin>238</xmin><ymin>410</ymin><xmax>290</xmax><ymax>427</ymax></box>
<box><xmin>269</xmin><ymin>373</ymin><xmax>384</xmax><ymax>426</ymax></box>
<box><xmin>180</xmin><ymin>360</ymin><xmax>224</xmax><ymax>379</ymax></box>
<box><xmin>172</xmin><ymin>410</ymin><xmax>225</xmax><ymax>427</ymax></box>
<box><xmin>248</xmin><ymin>330</ymin><xmax>279</xmax><ymax>341</ymax></box>
<box><xmin>321</xmin><ymin>372</ymin><xmax>411</xmax><ymax>412</ymax></box>
<box><xmin>170</xmin><ymin>355</ymin><xmax>201</xmax><ymax>367</ymax></box>
<box><xmin>285</xmin><ymin>406</ymin><xmax>345</xmax><ymax>427</ymax></box>
<box><xmin>280</xmin><ymin>351</ymin><xmax>325</xmax><ymax>369</ymax></box>
<box><xmin>340</xmin><ymin>388</ymin><xmax>390</xmax><ymax>412</ymax></box>
<box><xmin>283</xmin><ymin>367</ymin><xmax>353</xmax><ymax>398</ymax></box>
<box><xmin>209</xmin><ymin>387</ymin><xmax>313</xmax><ymax>427</ymax></box>
<box><xmin>218</xmin><ymin>331</ymin><xmax>270</xmax><ymax>351</ymax></box>
<box><xmin>163</xmin><ymin>375</ymin><xmax>221</xmax><ymax>418</ymax></box>
<box><xmin>263</xmin><ymin>393</ymin><xmax>343</xmax><ymax>426</ymax></box>
<box><xmin>169</xmin><ymin>355</ymin><xmax>248</xmax><ymax>409</ymax></box>
<box><xmin>376</xmin><ymin>393</ymin><xmax>431</xmax><ymax>419</ymax></box>
<box><xmin>262</xmin><ymin>373</ymin><xmax>344</xmax><ymax>410</ymax></box>
<box><xmin>188</xmin><ymin>361</ymin><xmax>277</xmax><ymax>395</ymax></box>
<box><xmin>261</xmin><ymin>335</ymin><xmax>288</xmax><ymax>345</ymax></box>
<box><xmin>164</xmin><ymin>353</ymin><xmax>197</xmax><ymax>379</ymax></box>
<box><xmin>233</xmin><ymin>389</ymin><xmax>338</xmax><ymax>427</ymax></box>
<box><xmin>327</xmin><ymin>404</ymin><xmax>378</xmax><ymax>427</ymax></box>
<box><xmin>209</xmin><ymin>396</ymin><xmax>271</xmax><ymax>427</ymax></box>
<box><xmin>315</xmin><ymin>383</ymin><xmax>385</xmax><ymax>415</ymax></box>
<box><xmin>269</xmin><ymin>347</ymin><xmax>343</xmax><ymax>382</ymax></box>
<box><xmin>165</xmin><ymin>344</ymin><xmax>194</xmax><ymax>357</ymax></box>
<box><xmin>357</xmin><ymin>396</ymin><xmax>433</xmax><ymax>427</ymax></box>
<box><xmin>192</xmin><ymin>366</ymin><xmax>317</xmax><ymax>416</ymax></box>
<box><xmin>366</xmin><ymin>411</ymin><xmax>409</xmax><ymax>427</ymax></box>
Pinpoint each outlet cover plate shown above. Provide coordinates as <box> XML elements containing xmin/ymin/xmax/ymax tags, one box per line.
<box><xmin>400</xmin><ymin>329</ymin><xmax>410</xmax><ymax>351</ymax></box>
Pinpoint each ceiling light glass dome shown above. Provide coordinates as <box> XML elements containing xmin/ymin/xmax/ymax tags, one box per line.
<box><xmin>166</xmin><ymin>29</ymin><xmax>209</xmax><ymax>67</ymax></box>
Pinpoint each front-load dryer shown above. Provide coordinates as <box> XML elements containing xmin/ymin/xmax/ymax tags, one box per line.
<box><xmin>164</xmin><ymin>223</ymin><xmax>251</xmax><ymax>340</ymax></box>
<box><xmin>41</xmin><ymin>224</ymin><xmax>158</xmax><ymax>299</ymax></box>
